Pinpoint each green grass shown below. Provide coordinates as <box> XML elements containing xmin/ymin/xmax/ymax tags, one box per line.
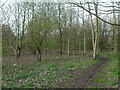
<box><xmin>66</xmin><ymin>74</ymin><xmax>74</xmax><ymax>78</ymax></box>
<box><xmin>2</xmin><ymin>55</ymin><xmax>98</xmax><ymax>88</ymax></box>
<box><xmin>96</xmin><ymin>78</ymin><xmax>108</xmax><ymax>83</ymax></box>
<box><xmin>91</xmin><ymin>52</ymin><xmax>118</xmax><ymax>88</ymax></box>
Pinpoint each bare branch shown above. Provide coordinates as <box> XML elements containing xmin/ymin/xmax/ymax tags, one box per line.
<box><xmin>0</xmin><ymin>0</ymin><xmax>8</xmax><ymax>8</ymax></box>
<box><xmin>68</xmin><ymin>2</ymin><xmax>120</xmax><ymax>26</ymax></box>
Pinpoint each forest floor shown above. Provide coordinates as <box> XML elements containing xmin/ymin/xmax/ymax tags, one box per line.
<box><xmin>2</xmin><ymin>53</ymin><xmax>118</xmax><ymax>88</ymax></box>
<box><xmin>56</xmin><ymin>55</ymin><xmax>110</xmax><ymax>88</ymax></box>
<box><xmin>89</xmin><ymin>53</ymin><xmax>118</xmax><ymax>88</ymax></box>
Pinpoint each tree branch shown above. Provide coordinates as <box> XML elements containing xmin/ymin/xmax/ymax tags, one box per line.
<box><xmin>0</xmin><ymin>0</ymin><xmax>8</xmax><ymax>8</ymax></box>
<box><xmin>68</xmin><ymin>2</ymin><xmax>120</xmax><ymax>26</ymax></box>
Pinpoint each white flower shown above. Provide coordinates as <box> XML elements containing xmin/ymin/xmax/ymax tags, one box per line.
<box><xmin>13</xmin><ymin>64</ymin><xmax>16</xmax><ymax>66</ymax></box>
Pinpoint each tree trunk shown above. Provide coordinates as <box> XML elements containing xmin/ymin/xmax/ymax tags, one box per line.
<box><xmin>37</xmin><ymin>49</ymin><xmax>41</xmax><ymax>62</ymax></box>
<box><xmin>112</xmin><ymin>2</ymin><xmax>117</xmax><ymax>54</ymax></box>
<box><xmin>79</xmin><ymin>43</ymin><xmax>81</xmax><ymax>56</ymax></box>
<box><xmin>83</xmin><ymin>33</ymin><xmax>86</xmax><ymax>54</ymax></box>
<box><xmin>96</xmin><ymin>36</ymin><xmax>99</xmax><ymax>54</ymax></box>
<box><xmin>88</xmin><ymin>2</ymin><xmax>98</xmax><ymax>59</ymax></box>
<box><xmin>88</xmin><ymin>3</ymin><xmax>96</xmax><ymax>59</ymax></box>
<box><xmin>113</xmin><ymin>29</ymin><xmax>117</xmax><ymax>54</ymax></box>
<box><xmin>58</xmin><ymin>3</ymin><xmax>62</xmax><ymax>55</ymax></box>
<box><xmin>73</xmin><ymin>41</ymin><xmax>75</xmax><ymax>56</ymax></box>
<box><xmin>60</xmin><ymin>38</ymin><xmax>62</xmax><ymax>55</ymax></box>
<box><xmin>73</xmin><ymin>46</ymin><xmax>74</xmax><ymax>56</ymax></box>
<box><xmin>67</xmin><ymin>40</ymin><xmax>70</xmax><ymax>56</ymax></box>
<box><xmin>82</xmin><ymin>3</ymin><xmax>86</xmax><ymax>55</ymax></box>
<box><xmin>93</xmin><ymin>2</ymin><xmax>99</xmax><ymax>59</ymax></box>
<box><xmin>16</xmin><ymin>46</ymin><xmax>21</xmax><ymax>60</ymax></box>
<box><xmin>93</xmin><ymin>45</ymin><xmax>96</xmax><ymax>59</ymax></box>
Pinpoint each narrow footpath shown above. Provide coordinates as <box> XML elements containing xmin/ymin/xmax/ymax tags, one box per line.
<box><xmin>58</xmin><ymin>56</ymin><xmax>110</xmax><ymax>88</ymax></box>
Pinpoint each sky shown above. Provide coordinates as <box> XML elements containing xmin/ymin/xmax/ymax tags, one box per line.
<box><xmin>0</xmin><ymin>0</ymin><xmax>120</xmax><ymax>3</ymax></box>
<box><xmin>0</xmin><ymin>0</ymin><xmax>120</xmax><ymax>7</ymax></box>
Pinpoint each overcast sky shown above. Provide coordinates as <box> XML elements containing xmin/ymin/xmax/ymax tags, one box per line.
<box><xmin>1</xmin><ymin>0</ymin><xmax>120</xmax><ymax>3</ymax></box>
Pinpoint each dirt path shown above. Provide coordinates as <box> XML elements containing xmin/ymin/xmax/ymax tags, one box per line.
<box><xmin>57</xmin><ymin>56</ymin><xmax>110</xmax><ymax>88</ymax></box>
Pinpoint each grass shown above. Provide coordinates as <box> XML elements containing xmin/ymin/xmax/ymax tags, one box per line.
<box><xmin>2</xmin><ymin>54</ymin><xmax>98</xmax><ymax>88</ymax></box>
<box><xmin>90</xmin><ymin>52</ymin><xmax>118</xmax><ymax>88</ymax></box>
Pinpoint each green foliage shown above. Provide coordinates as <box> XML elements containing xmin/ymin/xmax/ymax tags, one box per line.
<box><xmin>96</xmin><ymin>78</ymin><xmax>107</xmax><ymax>83</ymax></box>
<box><xmin>3</xmin><ymin>55</ymin><xmax>98</xmax><ymax>88</ymax></box>
<box><xmin>25</xmin><ymin>81</ymin><xmax>34</xmax><ymax>87</ymax></box>
<box><xmin>109</xmin><ymin>80</ymin><xmax>118</xmax><ymax>86</ymax></box>
<box><xmin>66</xmin><ymin>75</ymin><xmax>74</xmax><ymax>78</ymax></box>
<box><xmin>45</xmin><ymin>40</ymin><xmax>59</xmax><ymax>49</ymax></box>
<box><xmin>63</xmin><ymin>63</ymin><xmax>75</xmax><ymax>68</ymax></box>
<box><xmin>17</xmin><ymin>72</ymin><xmax>28</xmax><ymax>79</ymax></box>
<box><xmin>47</xmin><ymin>63</ymin><xmax>58</xmax><ymax>71</ymax></box>
<box><xmin>93</xmin><ymin>53</ymin><xmax>118</xmax><ymax>88</ymax></box>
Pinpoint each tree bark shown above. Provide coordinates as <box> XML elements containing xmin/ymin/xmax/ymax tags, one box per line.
<box><xmin>94</xmin><ymin>2</ymin><xmax>99</xmax><ymax>59</ymax></box>
<box><xmin>58</xmin><ymin>3</ymin><xmax>63</xmax><ymax>55</ymax></box>
<box><xmin>37</xmin><ymin>48</ymin><xmax>41</xmax><ymax>62</ymax></box>
<box><xmin>93</xmin><ymin>47</ymin><xmax>96</xmax><ymax>59</ymax></box>
<box><xmin>88</xmin><ymin>2</ymin><xmax>98</xmax><ymax>59</ymax></box>
<box><xmin>67</xmin><ymin>40</ymin><xmax>70</xmax><ymax>56</ymax></box>
<box><xmin>112</xmin><ymin>2</ymin><xmax>117</xmax><ymax>54</ymax></box>
<box><xmin>73</xmin><ymin>41</ymin><xmax>75</xmax><ymax>56</ymax></box>
<box><xmin>83</xmin><ymin>33</ymin><xmax>86</xmax><ymax>54</ymax></box>
<box><xmin>83</xmin><ymin>1</ymin><xmax>86</xmax><ymax>55</ymax></box>
<box><xmin>16</xmin><ymin>46</ymin><xmax>21</xmax><ymax>60</ymax></box>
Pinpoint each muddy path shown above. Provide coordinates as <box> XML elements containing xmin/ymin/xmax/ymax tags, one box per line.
<box><xmin>57</xmin><ymin>56</ymin><xmax>110</xmax><ymax>88</ymax></box>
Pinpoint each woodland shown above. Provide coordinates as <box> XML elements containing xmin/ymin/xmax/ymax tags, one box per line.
<box><xmin>1</xmin><ymin>0</ymin><xmax>119</xmax><ymax>88</ymax></box>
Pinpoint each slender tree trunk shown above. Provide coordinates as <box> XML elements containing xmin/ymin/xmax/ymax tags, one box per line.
<box><xmin>16</xmin><ymin>4</ymin><xmax>20</xmax><ymax>60</ymax></box>
<box><xmin>113</xmin><ymin>25</ymin><xmax>116</xmax><ymax>54</ymax></box>
<box><xmin>60</xmin><ymin>37</ymin><xmax>62</xmax><ymax>55</ymax></box>
<box><xmin>58</xmin><ymin>3</ymin><xmax>62</xmax><ymax>55</ymax></box>
<box><xmin>118</xmin><ymin>3</ymin><xmax>120</xmax><ymax>55</ymax></box>
<box><xmin>88</xmin><ymin>3</ymin><xmax>96</xmax><ymax>59</ymax></box>
<box><xmin>16</xmin><ymin>46</ymin><xmax>21</xmax><ymax>60</ymax></box>
<box><xmin>112</xmin><ymin>2</ymin><xmax>117</xmax><ymax>54</ymax></box>
<box><xmin>96</xmin><ymin>20</ymin><xmax>99</xmax><ymax>54</ymax></box>
<box><xmin>79</xmin><ymin>43</ymin><xmax>81</xmax><ymax>56</ymax></box>
<box><xmin>93</xmin><ymin>3</ymin><xmax>99</xmax><ymax>59</ymax></box>
<box><xmin>93</xmin><ymin>47</ymin><xmax>96</xmax><ymax>59</ymax></box>
<box><xmin>73</xmin><ymin>41</ymin><xmax>75</xmax><ymax>56</ymax></box>
<box><xmin>37</xmin><ymin>49</ymin><xmax>41</xmax><ymax>62</ymax></box>
<box><xmin>83</xmin><ymin>33</ymin><xmax>86</xmax><ymax>54</ymax></box>
<box><xmin>88</xmin><ymin>2</ymin><xmax>98</xmax><ymax>59</ymax></box>
<box><xmin>67</xmin><ymin>40</ymin><xmax>70</xmax><ymax>56</ymax></box>
<box><xmin>83</xmin><ymin>3</ymin><xmax>86</xmax><ymax>55</ymax></box>
<box><xmin>96</xmin><ymin>32</ymin><xmax>99</xmax><ymax>54</ymax></box>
